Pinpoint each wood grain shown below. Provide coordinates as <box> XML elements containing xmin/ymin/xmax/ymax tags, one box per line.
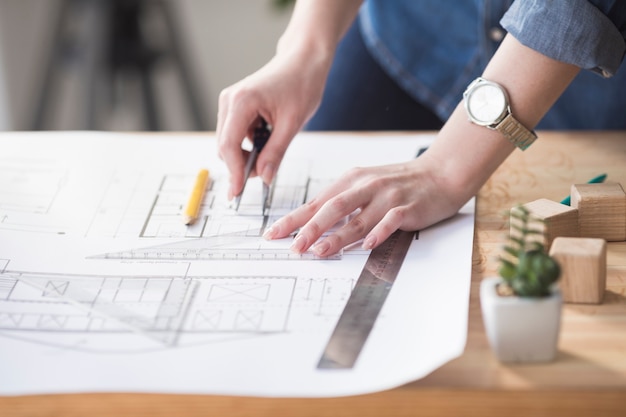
<box><xmin>571</xmin><ymin>182</ymin><xmax>626</xmax><ymax>241</ymax></box>
<box><xmin>550</xmin><ymin>237</ymin><xmax>607</xmax><ymax>304</ymax></box>
<box><xmin>2</xmin><ymin>131</ymin><xmax>625</xmax><ymax>417</ymax></box>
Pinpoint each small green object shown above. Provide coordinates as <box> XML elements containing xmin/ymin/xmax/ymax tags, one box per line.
<box><xmin>560</xmin><ymin>173</ymin><xmax>607</xmax><ymax>205</ymax></box>
<box><xmin>498</xmin><ymin>205</ymin><xmax>561</xmax><ymax>297</ymax></box>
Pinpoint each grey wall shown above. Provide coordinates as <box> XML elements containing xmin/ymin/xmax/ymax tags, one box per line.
<box><xmin>0</xmin><ymin>0</ymin><xmax>292</xmax><ymax>131</ymax></box>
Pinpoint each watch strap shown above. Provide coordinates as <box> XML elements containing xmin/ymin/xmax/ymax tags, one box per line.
<box><xmin>494</xmin><ymin>113</ymin><xmax>537</xmax><ymax>151</ymax></box>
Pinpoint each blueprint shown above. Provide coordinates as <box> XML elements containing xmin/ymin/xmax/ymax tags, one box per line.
<box><xmin>0</xmin><ymin>132</ymin><xmax>475</xmax><ymax>397</ymax></box>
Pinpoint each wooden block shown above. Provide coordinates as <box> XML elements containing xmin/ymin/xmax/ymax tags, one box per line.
<box><xmin>570</xmin><ymin>182</ymin><xmax>626</xmax><ymax>241</ymax></box>
<box><xmin>549</xmin><ymin>237</ymin><xmax>607</xmax><ymax>304</ymax></box>
<box><xmin>510</xmin><ymin>199</ymin><xmax>579</xmax><ymax>251</ymax></box>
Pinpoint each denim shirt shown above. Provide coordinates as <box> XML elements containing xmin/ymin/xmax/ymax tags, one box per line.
<box><xmin>359</xmin><ymin>0</ymin><xmax>626</xmax><ymax>129</ymax></box>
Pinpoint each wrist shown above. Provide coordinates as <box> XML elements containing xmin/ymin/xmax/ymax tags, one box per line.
<box><xmin>426</xmin><ymin>105</ymin><xmax>516</xmax><ymax>204</ymax></box>
<box><xmin>276</xmin><ymin>33</ymin><xmax>335</xmax><ymax>74</ymax></box>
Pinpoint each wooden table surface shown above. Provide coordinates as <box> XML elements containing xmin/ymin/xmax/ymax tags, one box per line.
<box><xmin>2</xmin><ymin>131</ymin><xmax>625</xmax><ymax>417</ymax></box>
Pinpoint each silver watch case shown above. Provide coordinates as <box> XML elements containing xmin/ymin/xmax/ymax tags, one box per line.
<box><xmin>463</xmin><ymin>77</ymin><xmax>509</xmax><ymax>128</ymax></box>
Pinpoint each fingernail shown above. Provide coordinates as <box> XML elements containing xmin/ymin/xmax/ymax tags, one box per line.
<box><xmin>313</xmin><ymin>240</ymin><xmax>330</xmax><ymax>257</ymax></box>
<box><xmin>290</xmin><ymin>234</ymin><xmax>307</xmax><ymax>253</ymax></box>
<box><xmin>261</xmin><ymin>163</ymin><xmax>275</xmax><ymax>185</ymax></box>
<box><xmin>362</xmin><ymin>235</ymin><xmax>377</xmax><ymax>250</ymax></box>
<box><xmin>263</xmin><ymin>224</ymin><xmax>276</xmax><ymax>240</ymax></box>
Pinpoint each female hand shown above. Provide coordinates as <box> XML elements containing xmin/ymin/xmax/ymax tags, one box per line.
<box><xmin>258</xmin><ymin>30</ymin><xmax>583</xmax><ymax>257</ymax></box>
<box><xmin>216</xmin><ymin>47</ymin><xmax>332</xmax><ymax>201</ymax></box>
<box><xmin>263</xmin><ymin>154</ymin><xmax>471</xmax><ymax>257</ymax></box>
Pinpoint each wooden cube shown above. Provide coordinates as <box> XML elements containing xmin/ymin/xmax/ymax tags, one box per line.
<box><xmin>510</xmin><ymin>199</ymin><xmax>579</xmax><ymax>251</ymax></box>
<box><xmin>570</xmin><ymin>182</ymin><xmax>626</xmax><ymax>241</ymax></box>
<box><xmin>549</xmin><ymin>237</ymin><xmax>607</xmax><ymax>304</ymax></box>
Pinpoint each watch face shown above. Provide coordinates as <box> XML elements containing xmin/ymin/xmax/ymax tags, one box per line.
<box><xmin>466</xmin><ymin>83</ymin><xmax>507</xmax><ymax>125</ymax></box>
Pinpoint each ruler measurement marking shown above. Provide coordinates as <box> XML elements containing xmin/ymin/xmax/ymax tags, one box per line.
<box><xmin>317</xmin><ymin>229</ymin><xmax>415</xmax><ymax>369</ymax></box>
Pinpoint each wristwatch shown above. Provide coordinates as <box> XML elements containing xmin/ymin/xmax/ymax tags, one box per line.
<box><xmin>463</xmin><ymin>77</ymin><xmax>537</xmax><ymax>150</ymax></box>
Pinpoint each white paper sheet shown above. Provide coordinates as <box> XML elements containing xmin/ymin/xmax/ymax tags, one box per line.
<box><xmin>0</xmin><ymin>131</ymin><xmax>474</xmax><ymax>397</ymax></box>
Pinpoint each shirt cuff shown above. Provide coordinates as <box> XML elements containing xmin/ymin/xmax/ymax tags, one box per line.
<box><xmin>501</xmin><ymin>0</ymin><xmax>626</xmax><ymax>77</ymax></box>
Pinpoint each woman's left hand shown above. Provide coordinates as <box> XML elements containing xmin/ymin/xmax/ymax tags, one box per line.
<box><xmin>262</xmin><ymin>157</ymin><xmax>468</xmax><ymax>257</ymax></box>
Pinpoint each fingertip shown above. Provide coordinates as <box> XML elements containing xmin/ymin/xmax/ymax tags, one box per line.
<box><xmin>290</xmin><ymin>234</ymin><xmax>308</xmax><ymax>254</ymax></box>
<box><xmin>228</xmin><ymin>168</ymin><xmax>246</xmax><ymax>200</ymax></box>
<box><xmin>263</xmin><ymin>224</ymin><xmax>276</xmax><ymax>240</ymax></box>
<box><xmin>362</xmin><ymin>235</ymin><xmax>377</xmax><ymax>250</ymax></box>
<box><xmin>261</xmin><ymin>163</ymin><xmax>275</xmax><ymax>185</ymax></box>
<box><xmin>227</xmin><ymin>180</ymin><xmax>238</xmax><ymax>201</ymax></box>
<box><xmin>312</xmin><ymin>240</ymin><xmax>330</xmax><ymax>257</ymax></box>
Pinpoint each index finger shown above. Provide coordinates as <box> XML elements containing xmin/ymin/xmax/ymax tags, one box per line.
<box><xmin>217</xmin><ymin>105</ymin><xmax>261</xmax><ymax>200</ymax></box>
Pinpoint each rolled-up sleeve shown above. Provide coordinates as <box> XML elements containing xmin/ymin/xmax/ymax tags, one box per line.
<box><xmin>501</xmin><ymin>0</ymin><xmax>626</xmax><ymax>77</ymax></box>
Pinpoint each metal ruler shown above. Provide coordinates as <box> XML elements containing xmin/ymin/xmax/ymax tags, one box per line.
<box><xmin>317</xmin><ymin>229</ymin><xmax>416</xmax><ymax>369</ymax></box>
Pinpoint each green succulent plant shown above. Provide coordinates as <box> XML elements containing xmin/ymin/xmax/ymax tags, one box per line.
<box><xmin>498</xmin><ymin>205</ymin><xmax>561</xmax><ymax>297</ymax></box>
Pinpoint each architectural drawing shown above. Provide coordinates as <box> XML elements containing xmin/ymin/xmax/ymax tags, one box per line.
<box><xmin>0</xmin><ymin>157</ymin><xmax>69</xmax><ymax>234</ymax></box>
<box><xmin>90</xmin><ymin>168</ymin><xmax>361</xmax><ymax>260</ymax></box>
<box><xmin>87</xmin><ymin>161</ymin><xmax>317</xmax><ymax>240</ymax></box>
<box><xmin>0</xmin><ymin>132</ymin><xmax>476</xmax><ymax>398</ymax></box>
<box><xmin>0</xmin><ymin>266</ymin><xmax>355</xmax><ymax>353</ymax></box>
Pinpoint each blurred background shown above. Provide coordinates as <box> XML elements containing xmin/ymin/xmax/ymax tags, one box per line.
<box><xmin>0</xmin><ymin>0</ymin><xmax>293</xmax><ymax>131</ymax></box>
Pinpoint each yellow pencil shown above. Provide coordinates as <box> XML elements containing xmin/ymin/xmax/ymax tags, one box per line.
<box><xmin>182</xmin><ymin>169</ymin><xmax>209</xmax><ymax>225</ymax></box>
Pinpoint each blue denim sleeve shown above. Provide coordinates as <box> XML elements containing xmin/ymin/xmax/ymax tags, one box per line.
<box><xmin>500</xmin><ymin>0</ymin><xmax>626</xmax><ymax>77</ymax></box>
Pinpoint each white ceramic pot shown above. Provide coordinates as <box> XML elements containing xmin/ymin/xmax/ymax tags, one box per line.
<box><xmin>480</xmin><ymin>276</ymin><xmax>562</xmax><ymax>363</ymax></box>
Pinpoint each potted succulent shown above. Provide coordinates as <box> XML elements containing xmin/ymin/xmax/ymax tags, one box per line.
<box><xmin>480</xmin><ymin>205</ymin><xmax>562</xmax><ymax>363</ymax></box>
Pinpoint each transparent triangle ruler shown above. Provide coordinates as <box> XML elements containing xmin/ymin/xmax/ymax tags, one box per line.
<box><xmin>92</xmin><ymin>235</ymin><xmax>343</xmax><ymax>261</ymax></box>
<box><xmin>10</xmin><ymin>271</ymin><xmax>197</xmax><ymax>346</ymax></box>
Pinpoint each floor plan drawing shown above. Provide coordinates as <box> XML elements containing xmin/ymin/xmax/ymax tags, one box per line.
<box><xmin>0</xmin><ymin>267</ymin><xmax>355</xmax><ymax>353</ymax></box>
<box><xmin>86</xmin><ymin>167</ymin><xmax>309</xmax><ymax>240</ymax></box>
<box><xmin>0</xmin><ymin>157</ymin><xmax>67</xmax><ymax>215</ymax></box>
<box><xmin>0</xmin><ymin>157</ymin><xmax>69</xmax><ymax>234</ymax></box>
<box><xmin>0</xmin><ymin>132</ymin><xmax>476</xmax><ymax>398</ymax></box>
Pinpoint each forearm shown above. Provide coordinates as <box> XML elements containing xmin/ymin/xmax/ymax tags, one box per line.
<box><xmin>265</xmin><ymin>32</ymin><xmax>586</xmax><ymax>256</ymax></box>
<box><xmin>277</xmin><ymin>0</ymin><xmax>363</xmax><ymax>62</ymax></box>
<box><xmin>424</xmin><ymin>34</ymin><xmax>581</xmax><ymax>205</ymax></box>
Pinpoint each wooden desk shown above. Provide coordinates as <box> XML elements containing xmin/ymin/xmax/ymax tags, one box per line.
<box><xmin>2</xmin><ymin>131</ymin><xmax>625</xmax><ymax>416</ymax></box>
